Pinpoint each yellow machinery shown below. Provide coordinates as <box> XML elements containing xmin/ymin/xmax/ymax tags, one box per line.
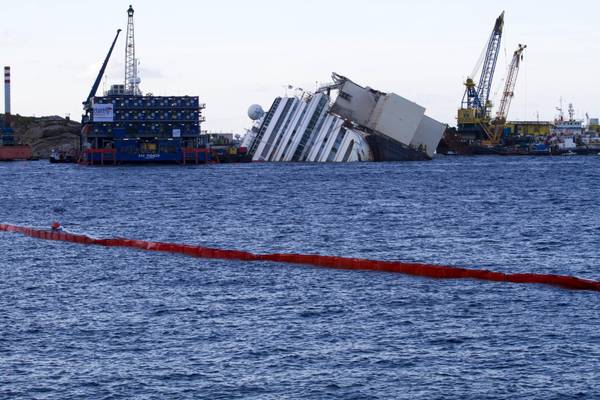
<box><xmin>457</xmin><ymin>12</ymin><xmax>504</xmax><ymax>141</ymax></box>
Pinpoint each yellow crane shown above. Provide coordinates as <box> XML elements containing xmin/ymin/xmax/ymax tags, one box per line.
<box><xmin>457</xmin><ymin>12</ymin><xmax>505</xmax><ymax>141</ymax></box>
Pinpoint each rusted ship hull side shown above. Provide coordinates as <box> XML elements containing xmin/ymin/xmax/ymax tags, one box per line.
<box><xmin>0</xmin><ymin>146</ymin><xmax>32</xmax><ymax>161</ymax></box>
<box><xmin>366</xmin><ymin>134</ymin><xmax>430</xmax><ymax>161</ymax></box>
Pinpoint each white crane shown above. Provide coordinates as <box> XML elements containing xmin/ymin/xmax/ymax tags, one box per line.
<box><xmin>124</xmin><ymin>5</ymin><xmax>142</xmax><ymax>96</ymax></box>
<box><xmin>492</xmin><ymin>44</ymin><xmax>526</xmax><ymax>142</ymax></box>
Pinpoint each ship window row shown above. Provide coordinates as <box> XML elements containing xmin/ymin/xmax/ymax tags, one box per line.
<box><xmin>259</xmin><ymin>98</ymin><xmax>295</xmax><ymax>159</ymax></box>
<box><xmin>108</xmin><ymin>111</ymin><xmax>200</xmax><ymax>119</ymax></box>
<box><xmin>313</xmin><ymin>122</ymin><xmax>336</xmax><ymax>162</ymax></box>
<box><xmin>291</xmin><ymin>98</ymin><xmax>328</xmax><ymax>161</ymax></box>
<box><xmin>92</xmin><ymin>125</ymin><xmax>200</xmax><ymax>131</ymax></box>
<box><xmin>300</xmin><ymin>107</ymin><xmax>329</xmax><ymax>161</ymax></box>
<box><xmin>110</xmin><ymin>104</ymin><xmax>202</xmax><ymax>110</ymax></box>
<box><xmin>268</xmin><ymin>101</ymin><xmax>301</xmax><ymax>161</ymax></box>
<box><xmin>341</xmin><ymin>140</ymin><xmax>355</xmax><ymax>162</ymax></box>
<box><xmin>313</xmin><ymin>122</ymin><xmax>335</xmax><ymax>161</ymax></box>
<box><xmin>279</xmin><ymin>102</ymin><xmax>312</xmax><ymax>161</ymax></box>
<box><xmin>95</xmin><ymin>97</ymin><xmax>199</xmax><ymax>108</ymax></box>
<box><xmin>92</xmin><ymin>130</ymin><xmax>201</xmax><ymax>137</ymax></box>
<box><xmin>93</xmin><ymin>122</ymin><xmax>200</xmax><ymax>128</ymax></box>
<box><xmin>92</xmin><ymin>124</ymin><xmax>200</xmax><ymax>134</ymax></box>
<box><xmin>249</xmin><ymin>97</ymin><xmax>281</xmax><ymax>155</ymax></box>
<box><xmin>326</xmin><ymin>128</ymin><xmax>347</xmax><ymax>162</ymax></box>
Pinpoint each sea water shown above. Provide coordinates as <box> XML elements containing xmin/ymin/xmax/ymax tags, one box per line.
<box><xmin>1</xmin><ymin>156</ymin><xmax>599</xmax><ymax>399</ymax></box>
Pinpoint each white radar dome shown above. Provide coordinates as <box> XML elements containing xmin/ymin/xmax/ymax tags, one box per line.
<box><xmin>248</xmin><ymin>104</ymin><xmax>265</xmax><ymax>120</ymax></box>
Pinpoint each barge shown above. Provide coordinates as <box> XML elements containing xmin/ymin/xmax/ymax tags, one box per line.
<box><xmin>80</xmin><ymin>6</ymin><xmax>210</xmax><ymax>165</ymax></box>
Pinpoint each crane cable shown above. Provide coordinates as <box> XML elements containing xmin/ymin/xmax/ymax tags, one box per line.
<box><xmin>470</xmin><ymin>33</ymin><xmax>490</xmax><ymax>80</ymax></box>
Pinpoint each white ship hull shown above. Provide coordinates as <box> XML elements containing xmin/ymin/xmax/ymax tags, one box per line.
<box><xmin>244</xmin><ymin>73</ymin><xmax>445</xmax><ymax>162</ymax></box>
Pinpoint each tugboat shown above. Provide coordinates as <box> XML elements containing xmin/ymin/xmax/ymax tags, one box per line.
<box><xmin>49</xmin><ymin>148</ymin><xmax>77</xmax><ymax>163</ymax></box>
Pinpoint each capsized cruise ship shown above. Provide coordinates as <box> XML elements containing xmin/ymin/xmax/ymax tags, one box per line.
<box><xmin>242</xmin><ymin>73</ymin><xmax>445</xmax><ymax>162</ymax></box>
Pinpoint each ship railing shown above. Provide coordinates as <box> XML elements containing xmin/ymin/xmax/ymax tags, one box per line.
<box><xmin>80</xmin><ymin>148</ymin><xmax>117</xmax><ymax>166</ymax></box>
<box><xmin>181</xmin><ymin>147</ymin><xmax>216</xmax><ymax>165</ymax></box>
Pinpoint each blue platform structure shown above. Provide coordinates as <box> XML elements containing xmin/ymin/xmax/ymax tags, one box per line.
<box><xmin>80</xmin><ymin>7</ymin><xmax>211</xmax><ymax>165</ymax></box>
<box><xmin>81</xmin><ymin>92</ymin><xmax>209</xmax><ymax>164</ymax></box>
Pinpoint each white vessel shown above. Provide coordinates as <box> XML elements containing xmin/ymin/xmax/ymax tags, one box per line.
<box><xmin>242</xmin><ymin>73</ymin><xmax>445</xmax><ymax>162</ymax></box>
<box><xmin>552</xmin><ymin>103</ymin><xmax>584</xmax><ymax>137</ymax></box>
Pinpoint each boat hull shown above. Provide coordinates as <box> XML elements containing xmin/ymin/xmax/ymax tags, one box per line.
<box><xmin>0</xmin><ymin>145</ymin><xmax>33</xmax><ymax>161</ymax></box>
<box><xmin>81</xmin><ymin>143</ymin><xmax>213</xmax><ymax>165</ymax></box>
<box><xmin>365</xmin><ymin>134</ymin><xmax>430</xmax><ymax>161</ymax></box>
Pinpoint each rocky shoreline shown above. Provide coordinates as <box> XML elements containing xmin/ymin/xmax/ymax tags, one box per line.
<box><xmin>1</xmin><ymin>114</ymin><xmax>81</xmax><ymax>158</ymax></box>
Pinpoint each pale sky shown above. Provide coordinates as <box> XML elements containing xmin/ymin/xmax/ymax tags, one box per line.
<box><xmin>2</xmin><ymin>0</ymin><xmax>599</xmax><ymax>132</ymax></box>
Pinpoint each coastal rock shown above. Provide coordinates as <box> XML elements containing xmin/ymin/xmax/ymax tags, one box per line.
<box><xmin>1</xmin><ymin>114</ymin><xmax>81</xmax><ymax>158</ymax></box>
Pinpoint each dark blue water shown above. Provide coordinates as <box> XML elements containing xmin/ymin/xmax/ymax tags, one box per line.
<box><xmin>1</xmin><ymin>157</ymin><xmax>599</xmax><ymax>399</ymax></box>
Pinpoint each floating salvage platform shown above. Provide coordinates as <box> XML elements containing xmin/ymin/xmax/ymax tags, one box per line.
<box><xmin>81</xmin><ymin>93</ymin><xmax>209</xmax><ymax>165</ymax></box>
<box><xmin>80</xmin><ymin>6</ymin><xmax>211</xmax><ymax>165</ymax></box>
<box><xmin>242</xmin><ymin>73</ymin><xmax>446</xmax><ymax>162</ymax></box>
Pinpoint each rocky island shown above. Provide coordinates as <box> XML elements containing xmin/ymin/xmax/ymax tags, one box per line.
<box><xmin>1</xmin><ymin>114</ymin><xmax>81</xmax><ymax>159</ymax></box>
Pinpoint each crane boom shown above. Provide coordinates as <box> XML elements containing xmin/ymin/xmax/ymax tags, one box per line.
<box><xmin>125</xmin><ymin>5</ymin><xmax>141</xmax><ymax>96</ymax></box>
<box><xmin>492</xmin><ymin>44</ymin><xmax>526</xmax><ymax>142</ymax></box>
<box><xmin>496</xmin><ymin>44</ymin><xmax>526</xmax><ymax>122</ymax></box>
<box><xmin>85</xmin><ymin>29</ymin><xmax>122</xmax><ymax>105</ymax></box>
<box><xmin>477</xmin><ymin>12</ymin><xmax>504</xmax><ymax>112</ymax></box>
<box><xmin>461</xmin><ymin>11</ymin><xmax>504</xmax><ymax>118</ymax></box>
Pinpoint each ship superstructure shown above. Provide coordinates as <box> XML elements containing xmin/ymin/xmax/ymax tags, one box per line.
<box><xmin>80</xmin><ymin>5</ymin><xmax>209</xmax><ymax>164</ymax></box>
<box><xmin>242</xmin><ymin>73</ymin><xmax>445</xmax><ymax>162</ymax></box>
<box><xmin>552</xmin><ymin>103</ymin><xmax>584</xmax><ymax>136</ymax></box>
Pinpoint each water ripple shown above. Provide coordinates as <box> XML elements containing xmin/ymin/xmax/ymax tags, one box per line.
<box><xmin>1</xmin><ymin>157</ymin><xmax>599</xmax><ymax>399</ymax></box>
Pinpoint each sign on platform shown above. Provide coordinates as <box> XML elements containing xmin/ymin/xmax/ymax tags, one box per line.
<box><xmin>93</xmin><ymin>104</ymin><xmax>114</xmax><ymax>122</ymax></box>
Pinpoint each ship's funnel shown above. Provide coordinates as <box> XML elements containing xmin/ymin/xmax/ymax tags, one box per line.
<box><xmin>4</xmin><ymin>66</ymin><xmax>11</xmax><ymax>117</ymax></box>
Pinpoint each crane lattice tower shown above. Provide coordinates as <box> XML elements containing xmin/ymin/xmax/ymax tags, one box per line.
<box><xmin>125</xmin><ymin>5</ymin><xmax>141</xmax><ymax>96</ymax></box>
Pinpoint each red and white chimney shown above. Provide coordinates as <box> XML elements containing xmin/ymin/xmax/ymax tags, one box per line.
<box><xmin>4</xmin><ymin>66</ymin><xmax>10</xmax><ymax>116</ymax></box>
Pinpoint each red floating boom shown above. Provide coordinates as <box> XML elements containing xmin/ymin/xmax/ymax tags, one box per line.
<box><xmin>1</xmin><ymin>222</ymin><xmax>599</xmax><ymax>292</ymax></box>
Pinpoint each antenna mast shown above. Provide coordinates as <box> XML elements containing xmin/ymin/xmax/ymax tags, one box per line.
<box><xmin>125</xmin><ymin>5</ymin><xmax>141</xmax><ymax>96</ymax></box>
